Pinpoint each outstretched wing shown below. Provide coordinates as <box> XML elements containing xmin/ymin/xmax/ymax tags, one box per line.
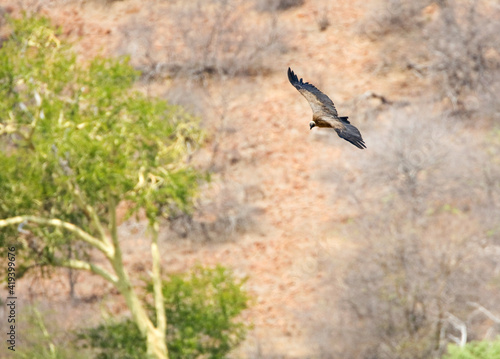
<box><xmin>335</xmin><ymin>123</ymin><xmax>366</xmax><ymax>149</ymax></box>
<box><xmin>288</xmin><ymin>67</ymin><xmax>339</xmax><ymax>118</ymax></box>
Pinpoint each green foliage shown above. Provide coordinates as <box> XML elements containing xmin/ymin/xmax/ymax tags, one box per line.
<box><xmin>160</xmin><ymin>265</ymin><xmax>250</xmax><ymax>357</ymax></box>
<box><xmin>443</xmin><ymin>339</ymin><xmax>500</xmax><ymax>359</ymax></box>
<box><xmin>0</xmin><ymin>15</ymin><xmax>204</xmax><ymax>275</ymax></box>
<box><xmin>79</xmin><ymin>265</ymin><xmax>250</xmax><ymax>359</ymax></box>
<box><xmin>80</xmin><ymin>319</ymin><xmax>146</xmax><ymax>359</ymax></box>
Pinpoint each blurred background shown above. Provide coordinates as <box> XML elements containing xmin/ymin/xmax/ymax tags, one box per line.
<box><xmin>1</xmin><ymin>0</ymin><xmax>500</xmax><ymax>358</ymax></box>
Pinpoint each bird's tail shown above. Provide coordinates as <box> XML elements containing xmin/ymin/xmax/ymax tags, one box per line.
<box><xmin>335</xmin><ymin>123</ymin><xmax>366</xmax><ymax>149</ymax></box>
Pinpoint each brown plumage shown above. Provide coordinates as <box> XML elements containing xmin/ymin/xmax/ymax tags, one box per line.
<box><xmin>288</xmin><ymin>67</ymin><xmax>366</xmax><ymax>149</ymax></box>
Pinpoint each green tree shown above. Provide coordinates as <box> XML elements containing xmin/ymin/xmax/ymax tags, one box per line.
<box><xmin>0</xmin><ymin>16</ymin><xmax>204</xmax><ymax>359</ymax></box>
<box><xmin>443</xmin><ymin>339</ymin><xmax>500</xmax><ymax>359</ymax></box>
<box><xmin>80</xmin><ymin>265</ymin><xmax>250</xmax><ymax>359</ymax></box>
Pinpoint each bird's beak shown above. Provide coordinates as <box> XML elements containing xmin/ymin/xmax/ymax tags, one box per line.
<box><xmin>309</xmin><ymin>123</ymin><xmax>315</xmax><ymax>130</ymax></box>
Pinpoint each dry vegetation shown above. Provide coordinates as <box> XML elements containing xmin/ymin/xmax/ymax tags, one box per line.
<box><xmin>115</xmin><ymin>0</ymin><xmax>288</xmax><ymax>80</ymax></box>
<box><xmin>361</xmin><ymin>0</ymin><xmax>500</xmax><ymax>113</ymax></box>
<box><xmin>313</xmin><ymin>107</ymin><xmax>500</xmax><ymax>358</ymax></box>
<box><xmin>2</xmin><ymin>0</ymin><xmax>500</xmax><ymax>358</ymax></box>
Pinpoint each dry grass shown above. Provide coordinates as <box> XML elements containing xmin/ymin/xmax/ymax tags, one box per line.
<box><xmin>114</xmin><ymin>0</ymin><xmax>288</xmax><ymax>81</ymax></box>
<box><xmin>166</xmin><ymin>180</ymin><xmax>265</xmax><ymax>243</ymax></box>
<box><xmin>358</xmin><ymin>0</ymin><xmax>432</xmax><ymax>36</ymax></box>
<box><xmin>359</xmin><ymin>0</ymin><xmax>500</xmax><ymax>115</ymax></box>
<box><xmin>426</xmin><ymin>0</ymin><xmax>500</xmax><ymax>111</ymax></box>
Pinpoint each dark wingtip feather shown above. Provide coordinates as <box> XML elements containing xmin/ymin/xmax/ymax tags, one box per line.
<box><xmin>336</xmin><ymin>124</ymin><xmax>366</xmax><ymax>149</ymax></box>
<box><xmin>347</xmin><ymin>138</ymin><xmax>366</xmax><ymax>149</ymax></box>
<box><xmin>288</xmin><ymin>67</ymin><xmax>298</xmax><ymax>85</ymax></box>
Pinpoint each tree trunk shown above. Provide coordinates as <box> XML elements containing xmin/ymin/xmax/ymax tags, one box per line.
<box><xmin>146</xmin><ymin>327</ymin><xmax>168</xmax><ymax>359</ymax></box>
<box><xmin>113</xmin><ymin>254</ymin><xmax>169</xmax><ymax>359</ymax></box>
<box><xmin>108</xmin><ymin>199</ymin><xmax>169</xmax><ymax>359</ymax></box>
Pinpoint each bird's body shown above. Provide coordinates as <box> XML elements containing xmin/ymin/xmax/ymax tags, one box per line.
<box><xmin>287</xmin><ymin>67</ymin><xmax>366</xmax><ymax>149</ymax></box>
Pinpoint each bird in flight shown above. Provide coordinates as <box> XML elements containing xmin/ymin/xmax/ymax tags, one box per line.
<box><xmin>288</xmin><ymin>67</ymin><xmax>366</xmax><ymax>149</ymax></box>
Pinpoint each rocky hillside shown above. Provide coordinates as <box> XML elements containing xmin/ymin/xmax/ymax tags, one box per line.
<box><xmin>3</xmin><ymin>0</ymin><xmax>500</xmax><ymax>358</ymax></box>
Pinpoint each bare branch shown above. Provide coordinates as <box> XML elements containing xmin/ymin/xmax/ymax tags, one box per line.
<box><xmin>467</xmin><ymin>302</ymin><xmax>500</xmax><ymax>324</ymax></box>
<box><xmin>54</xmin><ymin>257</ymin><xmax>118</xmax><ymax>285</ymax></box>
<box><xmin>446</xmin><ymin>312</ymin><xmax>467</xmax><ymax>347</ymax></box>
<box><xmin>0</xmin><ymin>215</ymin><xmax>114</xmax><ymax>258</ymax></box>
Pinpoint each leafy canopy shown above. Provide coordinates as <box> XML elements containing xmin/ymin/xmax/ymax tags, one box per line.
<box><xmin>0</xmin><ymin>15</ymin><xmax>204</xmax><ymax>269</ymax></box>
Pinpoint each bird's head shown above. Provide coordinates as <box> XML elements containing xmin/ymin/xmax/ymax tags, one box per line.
<box><xmin>309</xmin><ymin>121</ymin><xmax>316</xmax><ymax>130</ymax></box>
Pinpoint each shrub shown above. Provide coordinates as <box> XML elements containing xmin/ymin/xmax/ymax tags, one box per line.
<box><xmin>79</xmin><ymin>265</ymin><xmax>251</xmax><ymax>359</ymax></box>
<box><xmin>444</xmin><ymin>339</ymin><xmax>500</xmax><ymax>359</ymax></box>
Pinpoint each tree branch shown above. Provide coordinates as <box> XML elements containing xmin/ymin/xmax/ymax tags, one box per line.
<box><xmin>446</xmin><ymin>312</ymin><xmax>467</xmax><ymax>347</ymax></box>
<box><xmin>0</xmin><ymin>216</ymin><xmax>114</xmax><ymax>258</ymax></box>
<box><xmin>467</xmin><ymin>302</ymin><xmax>500</xmax><ymax>323</ymax></box>
<box><xmin>108</xmin><ymin>194</ymin><xmax>119</xmax><ymax>248</ymax></box>
<box><xmin>150</xmin><ymin>222</ymin><xmax>167</xmax><ymax>334</ymax></box>
<box><xmin>74</xmin><ymin>186</ymin><xmax>108</xmax><ymax>241</ymax></box>
<box><xmin>51</xmin><ymin>150</ymin><xmax>110</xmax><ymax>246</ymax></box>
<box><xmin>54</xmin><ymin>257</ymin><xmax>118</xmax><ymax>285</ymax></box>
<box><xmin>63</xmin><ymin>175</ymin><xmax>110</xmax><ymax>245</ymax></box>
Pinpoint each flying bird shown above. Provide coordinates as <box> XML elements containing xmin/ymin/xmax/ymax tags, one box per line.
<box><xmin>288</xmin><ymin>67</ymin><xmax>366</xmax><ymax>149</ymax></box>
